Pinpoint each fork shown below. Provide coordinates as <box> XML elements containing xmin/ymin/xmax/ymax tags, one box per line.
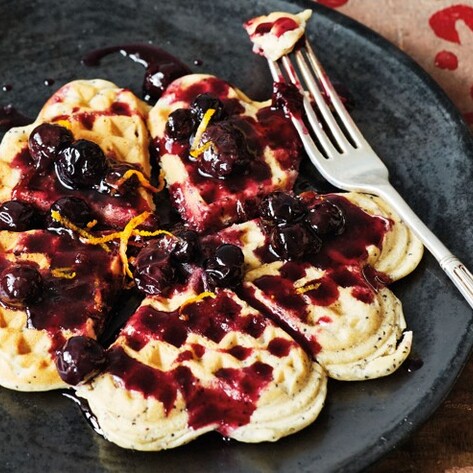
<box><xmin>267</xmin><ymin>37</ymin><xmax>473</xmax><ymax>310</ymax></box>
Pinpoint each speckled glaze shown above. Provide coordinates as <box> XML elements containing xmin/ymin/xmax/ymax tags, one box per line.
<box><xmin>0</xmin><ymin>1</ymin><xmax>472</xmax><ymax>472</ymax></box>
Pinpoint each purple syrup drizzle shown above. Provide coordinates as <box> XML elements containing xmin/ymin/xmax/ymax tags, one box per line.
<box><xmin>82</xmin><ymin>43</ymin><xmax>191</xmax><ymax>103</ymax></box>
<box><xmin>0</xmin><ymin>104</ymin><xmax>33</xmax><ymax>131</ymax></box>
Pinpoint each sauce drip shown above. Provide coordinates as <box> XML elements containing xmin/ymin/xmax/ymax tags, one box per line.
<box><xmin>82</xmin><ymin>43</ymin><xmax>191</xmax><ymax>102</ymax></box>
<box><xmin>0</xmin><ymin>105</ymin><xmax>33</xmax><ymax>131</ymax></box>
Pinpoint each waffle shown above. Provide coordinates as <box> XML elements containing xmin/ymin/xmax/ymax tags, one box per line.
<box><xmin>0</xmin><ymin>230</ymin><xmax>123</xmax><ymax>391</ymax></box>
<box><xmin>204</xmin><ymin>191</ymin><xmax>423</xmax><ymax>380</ymax></box>
<box><xmin>0</xmin><ymin>79</ymin><xmax>153</xmax><ymax>229</ymax></box>
<box><xmin>148</xmin><ymin>73</ymin><xmax>302</xmax><ymax>231</ymax></box>
<box><xmin>76</xmin><ymin>283</ymin><xmax>327</xmax><ymax>450</ymax></box>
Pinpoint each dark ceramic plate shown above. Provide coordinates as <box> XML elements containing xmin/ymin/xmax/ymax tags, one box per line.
<box><xmin>1</xmin><ymin>0</ymin><xmax>472</xmax><ymax>472</ymax></box>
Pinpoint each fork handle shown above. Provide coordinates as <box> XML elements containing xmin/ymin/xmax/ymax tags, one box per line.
<box><xmin>377</xmin><ymin>184</ymin><xmax>473</xmax><ymax>310</ymax></box>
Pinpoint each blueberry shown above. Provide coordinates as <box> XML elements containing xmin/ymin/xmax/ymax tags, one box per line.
<box><xmin>165</xmin><ymin>109</ymin><xmax>195</xmax><ymax>141</ymax></box>
<box><xmin>197</xmin><ymin>121</ymin><xmax>251</xmax><ymax>179</ymax></box>
<box><xmin>99</xmin><ymin>162</ymin><xmax>139</xmax><ymax>197</ymax></box>
<box><xmin>205</xmin><ymin>244</ymin><xmax>244</xmax><ymax>289</ymax></box>
<box><xmin>269</xmin><ymin>223</ymin><xmax>321</xmax><ymax>260</ymax></box>
<box><xmin>0</xmin><ymin>264</ymin><xmax>42</xmax><ymax>307</ymax></box>
<box><xmin>191</xmin><ymin>94</ymin><xmax>226</xmax><ymax>123</ymax></box>
<box><xmin>0</xmin><ymin>200</ymin><xmax>40</xmax><ymax>231</ymax></box>
<box><xmin>55</xmin><ymin>336</ymin><xmax>107</xmax><ymax>385</ymax></box>
<box><xmin>133</xmin><ymin>243</ymin><xmax>176</xmax><ymax>295</ymax></box>
<box><xmin>172</xmin><ymin>230</ymin><xmax>199</xmax><ymax>263</ymax></box>
<box><xmin>47</xmin><ymin>197</ymin><xmax>94</xmax><ymax>230</ymax></box>
<box><xmin>28</xmin><ymin>123</ymin><xmax>73</xmax><ymax>172</ymax></box>
<box><xmin>259</xmin><ymin>192</ymin><xmax>307</xmax><ymax>226</ymax></box>
<box><xmin>306</xmin><ymin>200</ymin><xmax>345</xmax><ymax>236</ymax></box>
<box><xmin>55</xmin><ymin>139</ymin><xmax>108</xmax><ymax>189</ymax></box>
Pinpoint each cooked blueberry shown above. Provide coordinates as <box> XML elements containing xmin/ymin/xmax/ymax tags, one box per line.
<box><xmin>205</xmin><ymin>244</ymin><xmax>244</xmax><ymax>288</ymax></box>
<box><xmin>133</xmin><ymin>243</ymin><xmax>176</xmax><ymax>295</ymax></box>
<box><xmin>191</xmin><ymin>94</ymin><xmax>226</xmax><ymax>122</ymax></box>
<box><xmin>0</xmin><ymin>201</ymin><xmax>40</xmax><ymax>231</ymax></box>
<box><xmin>98</xmin><ymin>162</ymin><xmax>139</xmax><ymax>197</ymax></box>
<box><xmin>47</xmin><ymin>197</ymin><xmax>93</xmax><ymax>230</ymax></box>
<box><xmin>306</xmin><ymin>200</ymin><xmax>345</xmax><ymax>236</ymax></box>
<box><xmin>55</xmin><ymin>336</ymin><xmax>107</xmax><ymax>385</ymax></box>
<box><xmin>0</xmin><ymin>264</ymin><xmax>42</xmax><ymax>307</ymax></box>
<box><xmin>269</xmin><ymin>223</ymin><xmax>320</xmax><ymax>260</ymax></box>
<box><xmin>259</xmin><ymin>192</ymin><xmax>307</xmax><ymax>226</ymax></box>
<box><xmin>172</xmin><ymin>230</ymin><xmax>199</xmax><ymax>263</ymax></box>
<box><xmin>143</xmin><ymin>62</ymin><xmax>189</xmax><ymax>102</ymax></box>
<box><xmin>197</xmin><ymin>121</ymin><xmax>251</xmax><ymax>179</ymax></box>
<box><xmin>28</xmin><ymin>123</ymin><xmax>73</xmax><ymax>172</ymax></box>
<box><xmin>55</xmin><ymin>139</ymin><xmax>108</xmax><ymax>189</ymax></box>
<box><xmin>165</xmin><ymin>109</ymin><xmax>196</xmax><ymax>141</ymax></box>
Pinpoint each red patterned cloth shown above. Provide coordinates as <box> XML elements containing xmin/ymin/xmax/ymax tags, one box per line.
<box><xmin>315</xmin><ymin>0</ymin><xmax>473</xmax><ymax>129</ymax></box>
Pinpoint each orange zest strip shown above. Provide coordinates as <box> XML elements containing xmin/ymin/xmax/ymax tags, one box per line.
<box><xmin>119</xmin><ymin>211</ymin><xmax>152</xmax><ymax>278</ymax></box>
<box><xmin>86</xmin><ymin>219</ymin><xmax>98</xmax><ymax>229</ymax></box>
<box><xmin>133</xmin><ymin>229</ymin><xmax>175</xmax><ymax>238</ymax></box>
<box><xmin>190</xmin><ymin>108</ymin><xmax>215</xmax><ymax>157</ymax></box>
<box><xmin>54</xmin><ymin>119</ymin><xmax>72</xmax><ymax>130</ymax></box>
<box><xmin>115</xmin><ymin>169</ymin><xmax>165</xmax><ymax>194</ymax></box>
<box><xmin>179</xmin><ymin>291</ymin><xmax>217</xmax><ymax>314</ymax></box>
<box><xmin>189</xmin><ymin>140</ymin><xmax>214</xmax><ymax>159</ymax></box>
<box><xmin>51</xmin><ymin>267</ymin><xmax>77</xmax><ymax>279</ymax></box>
<box><xmin>296</xmin><ymin>282</ymin><xmax>321</xmax><ymax>294</ymax></box>
<box><xmin>50</xmin><ymin>210</ymin><xmax>110</xmax><ymax>252</ymax></box>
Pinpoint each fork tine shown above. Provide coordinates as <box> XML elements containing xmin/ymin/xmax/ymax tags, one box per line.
<box><xmin>304</xmin><ymin>38</ymin><xmax>365</xmax><ymax>147</ymax></box>
<box><xmin>293</xmin><ymin>48</ymin><xmax>350</xmax><ymax>153</ymax></box>
<box><xmin>279</xmin><ymin>56</ymin><xmax>339</xmax><ymax>159</ymax></box>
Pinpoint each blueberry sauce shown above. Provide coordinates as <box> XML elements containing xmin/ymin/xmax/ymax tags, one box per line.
<box><xmin>123</xmin><ymin>292</ymin><xmax>268</xmax><ymax>351</ymax></box>
<box><xmin>253</xmin><ymin>17</ymin><xmax>299</xmax><ymax>38</ymax></box>
<box><xmin>272</xmin><ymin>81</ymin><xmax>304</xmax><ymax>119</ymax></box>
<box><xmin>82</xmin><ymin>44</ymin><xmax>191</xmax><ymax>102</ymax></box>
<box><xmin>11</xmin><ymin>146</ymin><xmax>151</xmax><ymax>229</ymax></box>
<box><xmin>0</xmin><ymin>104</ymin><xmax>33</xmax><ymax>131</ymax></box>
<box><xmin>0</xmin><ymin>231</ymin><xmax>122</xmax><ymax>342</ymax></box>
<box><xmin>267</xmin><ymin>337</ymin><xmax>294</xmax><ymax>357</ymax></box>
<box><xmin>157</xmin><ymin>76</ymin><xmax>302</xmax><ymax>231</ymax></box>
<box><xmin>105</xmin><ymin>291</ymin><xmax>278</xmax><ymax>433</ymax></box>
<box><xmin>235</xmin><ymin>193</ymin><xmax>391</xmax><ymax>358</ymax></box>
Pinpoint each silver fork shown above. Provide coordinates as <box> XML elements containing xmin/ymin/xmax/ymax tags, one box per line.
<box><xmin>267</xmin><ymin>37</ymin><xmax>473</xmax><ymax>309</ymax></box>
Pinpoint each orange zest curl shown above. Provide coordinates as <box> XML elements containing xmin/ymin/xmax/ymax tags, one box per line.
<box><xmin>119</xmin><ymin>211</ymin><xmax>153</xmax><ymax>278</ymax></box>
<box><xmin>179</xmin><ymin>291</ymin><xmax>217</xmax><ymax>315</ymax></box>
<box><xmin>189</xmin><ymin>140</ymin><xmax>214</xmax><ymax>159</ymax></box>
<box><xmin>51</xmin><ymin>267</ymin><xmax>77</xmax><ymax>279</ymax></box>
<box><xmin>54</xmin><ymin>119</ymin><xmax>72</xmax><ymax>130</ymax></box>
<box><xmin>115</xmin><ymin>169</ymin><xmax>166</xmax><ymax>194</ymax></box>
<box><xmin>190</xmin><ymin>108</ymin><xmax>215</xmax><ymax>158</ymax></box>
<box><xmin>86</xmin><ymin>219</ymin><xmax>98</xmax><ymax>229</ymax></box>
<box><xmin>296</xmin><ymin>282</ymin><xmax>321</xmax><ymax>295</ymax></box>
<box><xmin>50</xmin><ymin>210</ymin><xmax>111</xmax><ymax>252</ymax></box>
